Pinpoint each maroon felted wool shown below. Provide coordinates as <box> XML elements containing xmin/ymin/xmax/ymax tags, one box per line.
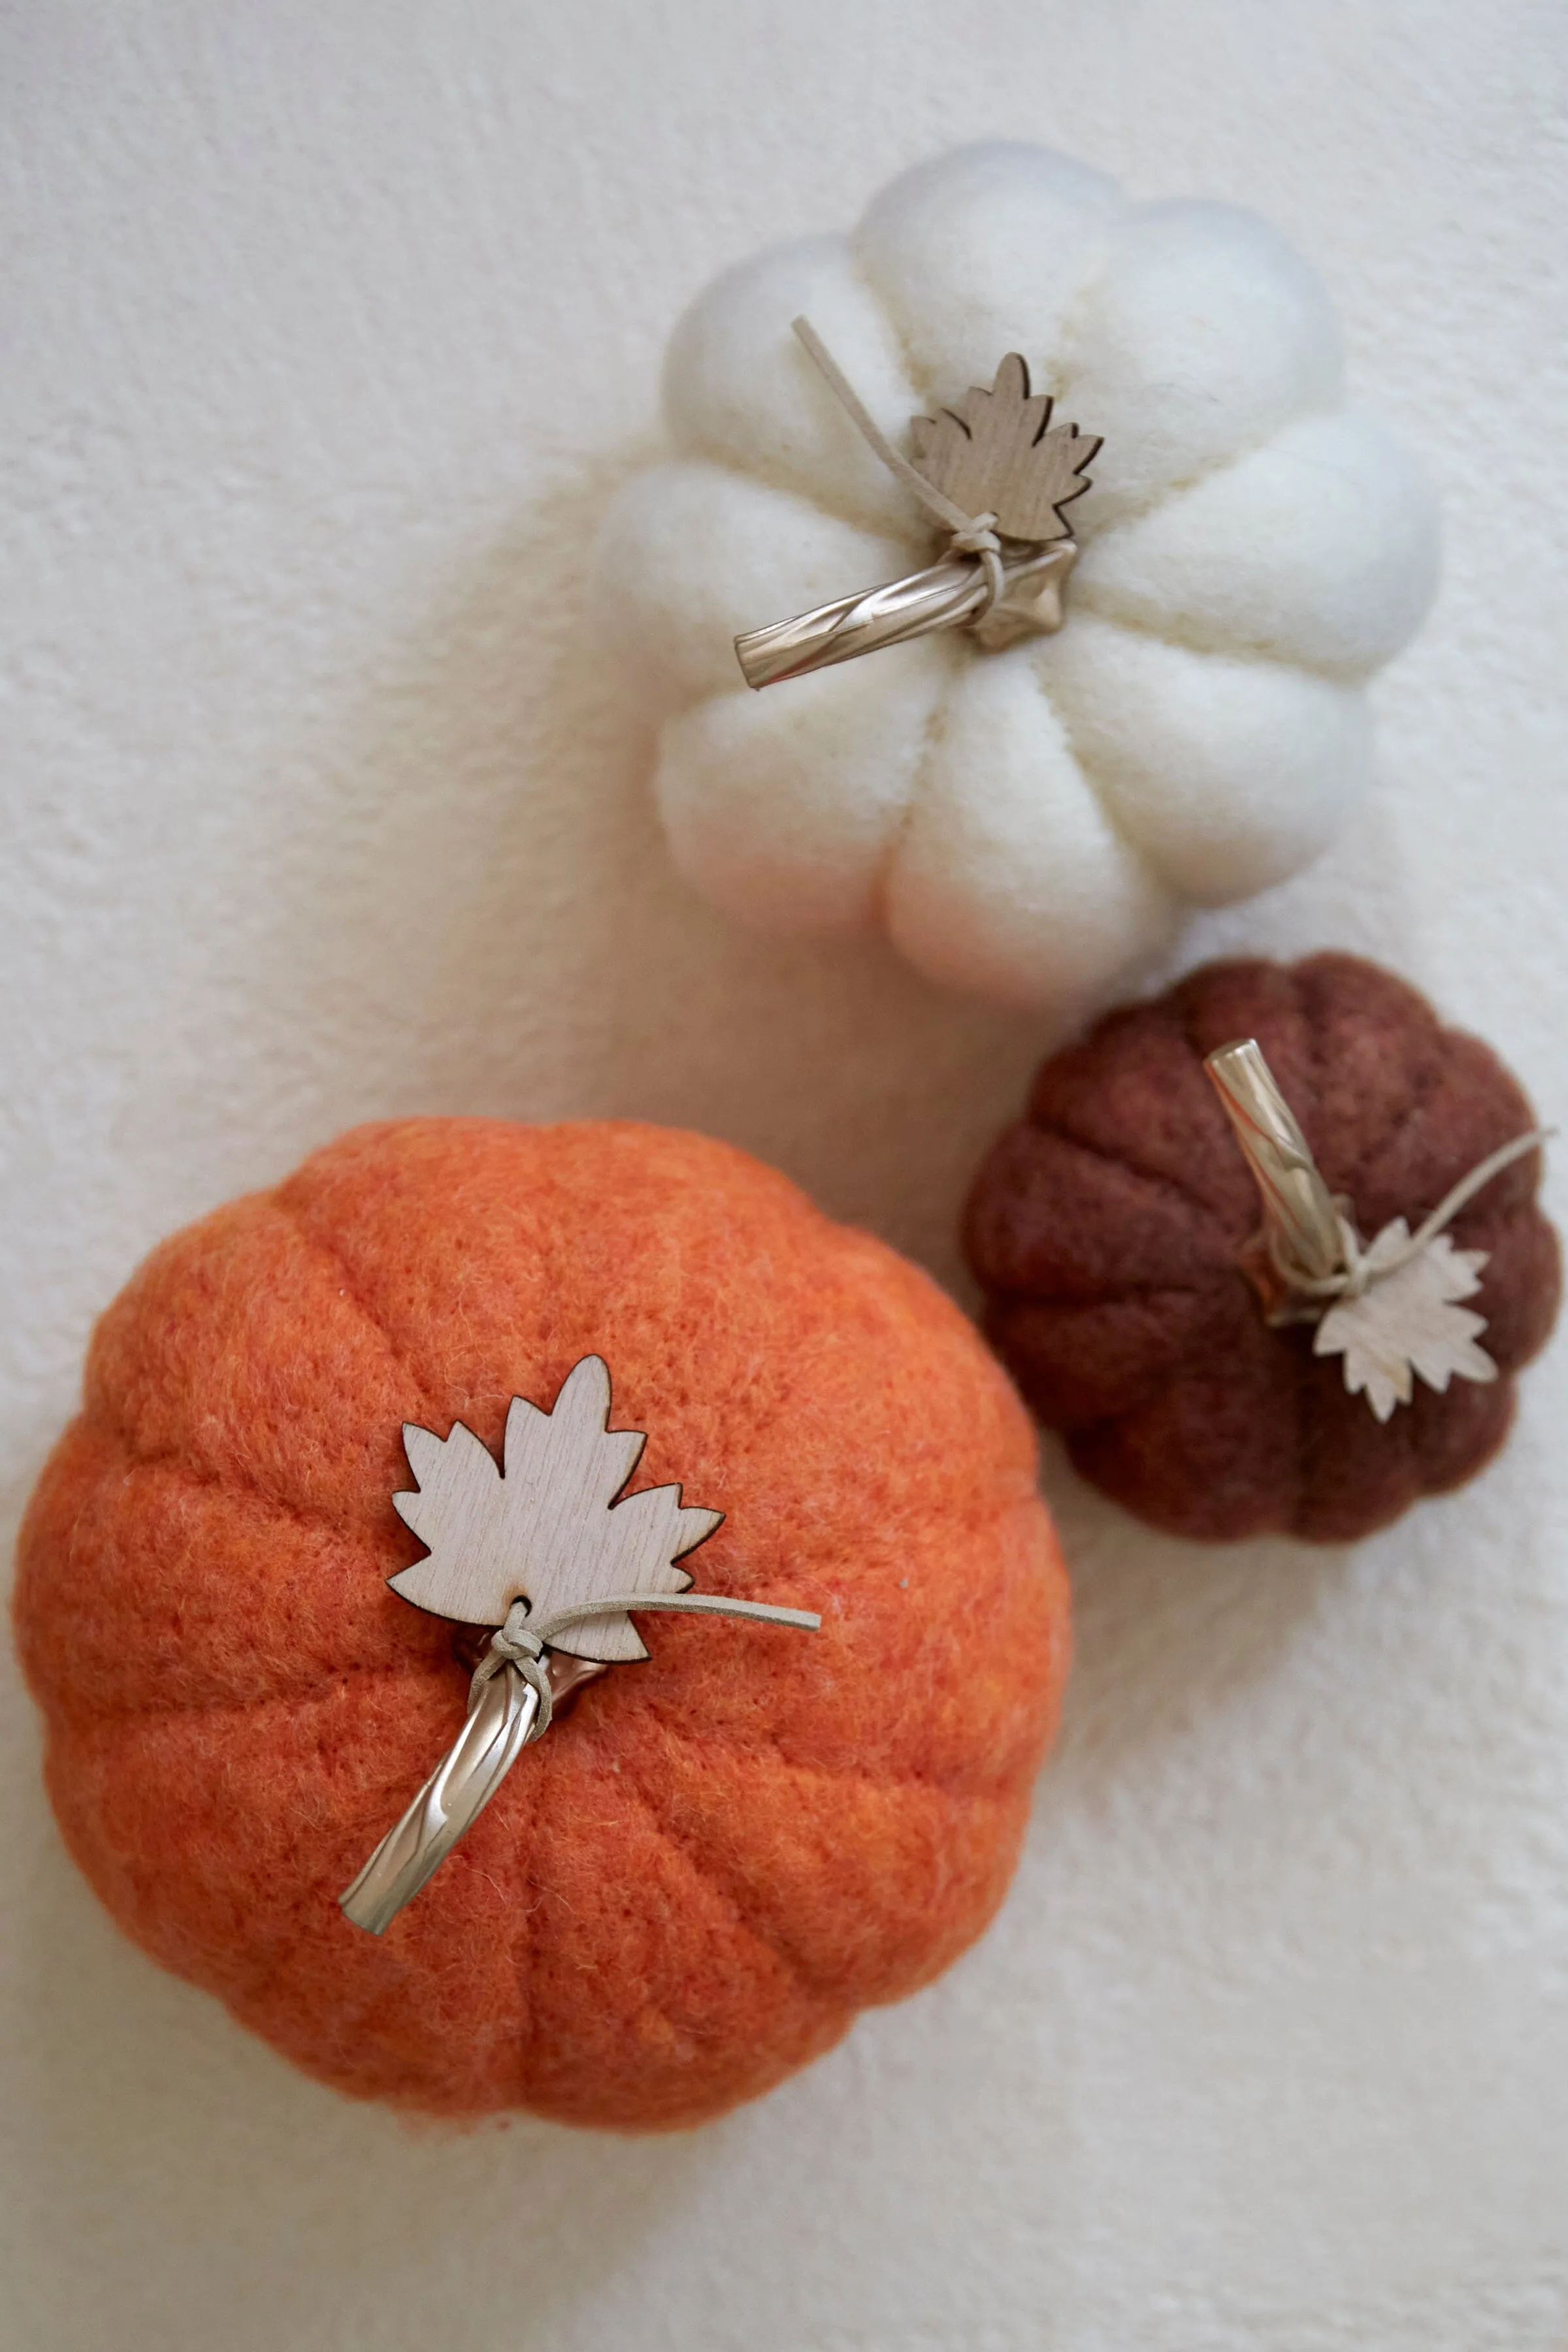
<box><xmin>964</xmin><ymin>954</ymin><xmax>1560</xmax><ymax>1543</ymax></box>
<box><xmin>14</xmin><ymin>1117</ymin><xmax>1070</xmax><ymax>2130</ymax></box>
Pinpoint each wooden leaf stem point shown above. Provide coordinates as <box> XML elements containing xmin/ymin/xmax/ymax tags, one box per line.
<box><xmin>1203</xmin><ymin>1038</ymin><xmax>1547</xmax><ymax>1422</ymax></box>
<box><xmin>342</xmin><ymin>1356</ymin><xmax>818</xmax><ymax>1933</ymax></box>
<box><xmin>390</xmin><ymin>1354</ymin><xmax>720</xmax><ymax>1664</ymax></box>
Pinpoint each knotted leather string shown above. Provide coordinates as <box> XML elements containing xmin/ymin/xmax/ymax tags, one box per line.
<box><xmin>470</xmin><ymin>1589</ymin><xmax>821</xmax><ymax>1739</ymax></box>
<box><xmin>1265</xmin><ymin>1126</ymin><xmax>1551</xmax><ymax>1316</ymax></box>
<box><xmin>791</xmin><ymin>316</ymin><xmax>1006</xmax><ymax>615</ymax></box>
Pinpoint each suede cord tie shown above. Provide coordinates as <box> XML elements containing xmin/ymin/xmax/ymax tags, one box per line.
<box><xmin>472</xmin><ymin>1588</ymin><xmax>823</xmax><ymax>1740</ymax></box>
<box><xmin>791</xmin><ymin>316</ymin><xmax>1007</xmax><ymax>616</ymax></box>
<box><xmin>1266</xmin><ymin>1126</ymin><xmax>1552</xmax><ymax>1320</ymax></box>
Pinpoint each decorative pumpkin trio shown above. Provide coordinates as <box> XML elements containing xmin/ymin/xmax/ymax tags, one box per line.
<box><xmin>13</xmin><ymin>143</ymin><xmax>1556</xmax><ymax>2133</ymax></box>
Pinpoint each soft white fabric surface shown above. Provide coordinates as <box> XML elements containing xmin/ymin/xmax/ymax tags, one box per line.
<box><xmin>3</xmin><ymin>7</ymin><xmax>1565</xmax><ymax>2349</ymax></box>
<box><xmin>595</xmin><ymin>143</ymin><xmax>1439</xmax><ymax>1008</ymax></box>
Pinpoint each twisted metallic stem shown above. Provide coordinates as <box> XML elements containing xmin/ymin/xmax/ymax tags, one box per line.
<box><xmin>734</xmin><ymin>555</ymin><xmax>990</xmax><ymax>689</ymax></box>
<box><xmin>735</xmin><ymin>541</ymin><xmax>1076</xmax><ymax>689</ymax></box>
<box><xmin>339</xmin><ymin>1661</ymin><xmax>540</xmax><ymax>1936</ymax></box>
<box><xmin>340</xmin><ymin>1589</ymin><xmax>819</xmax><ymax>1935</ymax></box>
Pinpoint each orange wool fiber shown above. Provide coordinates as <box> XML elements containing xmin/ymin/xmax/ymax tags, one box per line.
<box><xmin>14</xmin><ymin>1119</ymin><xmax>1069</xmax><ymax>2131</ymax></box>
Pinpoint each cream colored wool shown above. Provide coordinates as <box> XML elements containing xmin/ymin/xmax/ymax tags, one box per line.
<box><xmin>594</xmin><ymin>143</ymin><xmax>1440</xmax><ymax>1009</ymax></box>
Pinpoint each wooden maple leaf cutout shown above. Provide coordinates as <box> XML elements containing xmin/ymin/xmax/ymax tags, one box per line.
<box><xmin>1313</xmin><ymin>1224</ymin><xmax>1498</xmax><ymax>1424</ymax></box>
<box><xmin>387</xmin><ymin>1355</ymin><xmax>724</xmax><ymax>1663</ymax></box>
<box><xmin>908</xmin><ymin>354</ymin><xmax>1102</xmax><ymax>544</ymax></box>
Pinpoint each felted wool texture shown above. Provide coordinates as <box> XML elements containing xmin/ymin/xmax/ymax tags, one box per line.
<box><xmin>964</xmin><ymin>955</ymin><xmax>1561</xmax><ymax>1543</ymax></box>
<box><xmin>13</xmin><ymin>1117</ymin><xmax>1069</xmax><ymax>2132</ymax></box>
<box><xmin>593</xmin><ymin>142</ymin><xmax>1440</xmax><ymax>1011</ymax></box>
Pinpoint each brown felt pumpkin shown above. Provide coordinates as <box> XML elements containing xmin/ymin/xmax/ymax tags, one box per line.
<box><xmin>964</xmin><ymin>953</ymin><xmax>1560</xmax><ymax>1542</ymax></box>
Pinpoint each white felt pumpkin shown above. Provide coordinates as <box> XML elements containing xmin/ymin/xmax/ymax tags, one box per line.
<box><xmin>593</xmin><ymin>142</ymin><xmax>1440</xmax><ymax>1009</ymax></box>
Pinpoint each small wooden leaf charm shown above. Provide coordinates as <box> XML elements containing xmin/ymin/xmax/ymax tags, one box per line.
<box><xmin>909</xmin><ymin>354</ymin><xmax>1101</xmax><ymax>544</ymax></box>
<box><xmin>1314</xmin><ymin>1224</ymin><xmax>1498</xmax><ymax>1423</ymax></box>
<box><xmin>389</xmin><ymin>1356</ymin><xmax>723</xmax><ymax>1663</ymax></box>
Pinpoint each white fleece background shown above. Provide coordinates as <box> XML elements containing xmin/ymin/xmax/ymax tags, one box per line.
<box><xmin>3</xmin><ymin>7</ymin><xmax>1565</xmax><ymax>2349</ymax></box>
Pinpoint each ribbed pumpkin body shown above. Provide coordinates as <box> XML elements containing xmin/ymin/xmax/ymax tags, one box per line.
<box><xmin>15</xmin><ymin>1119</ymin><xmax>1069</xmax><ymax>2129</ymax></box>
<box><xmin>966</xmin><ymin>955</ymin><xmax>1560</xmax><ymax>1542</ymax></box>
<box><xmin>594</xmin><ymin>143</ymin><xmax>1439</xmax><ymax>1011</ymax></box>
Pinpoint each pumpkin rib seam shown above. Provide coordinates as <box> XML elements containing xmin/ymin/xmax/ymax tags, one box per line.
<box><xmin>1296</xmin><ymin>955</ymin><xmax>1441</xmax><ymax>1203</ymax></box>
<box><xmin>274</xmin><ymin>1194</ymin><xmax>443</xmax><ymax>1426</ymax></box>
<box><xmin>982</xmin><ymin>1275</ymin><xmax>1212</xmax><ymax>1307</ymax></box>
<box><xmin>44</xmin><ymin>1664</ymin><xmax>444</xmax><ymax>1734</ymax></box>
<box><xmin>75</xmin><ymin>1414</ymin><xmax>381</xmax><ymax>1553</ymax></box>
<box><xmin>1067</xmin><ymin>591</ymin><xmax>1362</xmax><ymax>684</ymax></box>
<box><xmin>627</xmin><ymin>1690</ymin><xmax>1023</xmax><ymax>1809</ymax></box>
<box><xmin>1358</xmin><ymin>1051</ymin><xmax>1503</xmax><ymax>1223</ymax></box>
<box><xmin>617</xmin><ymin>1775</ymin><xmax>840</xmax><ymax>2013</ymax></box>
<box><xmin>1024</xmin><ymin>1111</ymin><xmax>1232</xmax><ymax>1235</ymax></box>
<box><xmin>844</xmin><ymin>238</ymin><xmax>939</xmax><ymax>406</ymax></box>
<box><xmin>666</xmin><ymin>444</ymin><xmax>922</xmax><ymax>577</ymax></box>
<box><xmin>623</xmin><ymin>1748</ymin><xmax>1013</xmax><ymax>2019</ymax></box>
<box><xmin>1025</xmin><ymin>690</ymin><xmax>1186</xmax><ymax>904</ymax></box>
<box><xmin>872</xmin><ymin>640</ymin><xmax>956</xmax><ymax>923</ymax></box>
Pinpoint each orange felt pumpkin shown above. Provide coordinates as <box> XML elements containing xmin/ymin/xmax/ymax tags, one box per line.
<box><xmin>13</xmin><ymin>1119</ymin><xmax>1068</xmax><ymax>2131</ymax></box>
